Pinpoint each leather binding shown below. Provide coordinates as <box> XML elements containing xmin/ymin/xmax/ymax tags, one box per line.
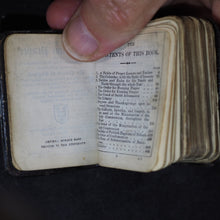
<box><xmin>211</xmin><ymin>21</ymin><xmax>220</xmax><ymax>163</ymax></box>
<box><xmin>213</xmin><ymin>23</ymin><xmax>220</xmax><ymax>113</ymax></box>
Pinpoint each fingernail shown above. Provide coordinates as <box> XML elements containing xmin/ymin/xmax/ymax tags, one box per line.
<box><xmin>63</xmin><ymin>15</ymin><xmax>98</xmax><ymax>61</ymax></box>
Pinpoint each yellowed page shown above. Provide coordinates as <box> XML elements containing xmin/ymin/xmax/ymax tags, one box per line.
<box><xmin>96</xmin><ymin>27</ymin><xmax>173</xmax><ymax>172</ymax></box>
<box><xmin>4</xmin><ymin>34</ymin><xmax>97</xmax><ymax>171</ymax></box>
<box><xmin>148</xmin><ymin>17</ymin><xmax>182</xmax><ymax>164</ymax></box>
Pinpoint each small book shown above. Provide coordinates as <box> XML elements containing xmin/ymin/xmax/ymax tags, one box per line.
<box><xmin>0</xmin><ymin>16</ymin><xmax>220</xmax><ymax>175</ymax></box>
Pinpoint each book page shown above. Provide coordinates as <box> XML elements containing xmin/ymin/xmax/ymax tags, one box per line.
<box><xmin>4</xmin><ymin>34</ymin><xmax>97</xmax><ymax>171</ymax></box>
<box><xmin>96</xmin><ymin>28</ymin><xmax>172</xmax><ymax>172</ymax></box>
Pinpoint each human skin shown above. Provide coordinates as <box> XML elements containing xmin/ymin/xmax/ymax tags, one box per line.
<box><xmin>46</xmin><ymin>0</ymin><xmax>220</xmax><ymax>61</ymax></box>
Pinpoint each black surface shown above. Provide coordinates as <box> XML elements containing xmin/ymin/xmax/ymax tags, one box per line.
<box><xmin>1</xmin><ymin>1</ymin><xmax>220</xmax><ymax>220</ymax></box>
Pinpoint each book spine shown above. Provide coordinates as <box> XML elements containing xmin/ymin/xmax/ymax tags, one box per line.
<box><xmin>212</xmin><ymin>22</ymin><xmax>220</xmax><ymax>163</ymax></box>
<box><xmin>211</xmin><ymin>24</ymin><xmax>219</xmax><ymax>101</ymax></box>
<box><xmin>215</xmin><ymin>25</ymin><xmax>220</xmax><ymax>110</ymax></box>
<box><xmin>0</xmin><ymin>33</ymin><xmax>10</xmax><ymax>173</ymax></box>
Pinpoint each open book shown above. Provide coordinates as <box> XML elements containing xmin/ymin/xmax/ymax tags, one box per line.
<box><xmin>1</xmin><ymin>16</ymin><xmax>220</xmax><ymax>174</ymax></box>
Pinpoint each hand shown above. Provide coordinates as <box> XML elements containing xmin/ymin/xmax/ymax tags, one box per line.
<box><xmin>46</xmin><ymin>0</ymin><xmax>220</xmax><ymax>61</ymax></box>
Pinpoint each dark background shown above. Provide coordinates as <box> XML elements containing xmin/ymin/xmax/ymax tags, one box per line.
<box><xmin>1</xmin><ymin>1</ymin><xmax>220</xmax><ymax>220</ymax></box>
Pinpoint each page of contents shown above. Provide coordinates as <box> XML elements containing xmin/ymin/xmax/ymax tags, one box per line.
<box><xmin>4</xmin><ymin>34</ymin><xmax>97</xmax><ymax>171</ymax></box>
<box><xmin>96</xmin><ymin>29</ymin><xmax>171</xmax><ymax>172</ymax></box>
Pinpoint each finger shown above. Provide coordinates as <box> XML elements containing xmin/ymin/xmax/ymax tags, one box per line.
<box><xmin>62</xmin><ymin>0</ymin><xmax>168</xmax><ymax>61</ymax></box>
<box><xmin>46</xmin><ymin>0</ymin><xmax>82</xmax><ymax>29</ymax></box>
<box><xmin>212</xmin><ymin>0</ymin><xmax>220</xmax><ymax>23</ymax></box>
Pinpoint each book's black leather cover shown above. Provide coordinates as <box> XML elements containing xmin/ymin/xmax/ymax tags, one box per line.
<box><xmin>212</xmin><ymin>21</ymin><xmax>220</xmax><ymax>163</ymax></box>
<box><xmin>213</xmin><ymin>22</ymin><xmax>220</xmax><ymax>111</ymax></box>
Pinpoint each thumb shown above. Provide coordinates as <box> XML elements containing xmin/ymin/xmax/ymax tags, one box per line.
<box><xmin>63</xmin><ymin>0</ymin><xmax>167</xmax><ymax>61</ymax></box>
<box><xmin>212</xmin><ymin>0</ymin><xmax>220</xmax><ymax>23</ymax></box>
